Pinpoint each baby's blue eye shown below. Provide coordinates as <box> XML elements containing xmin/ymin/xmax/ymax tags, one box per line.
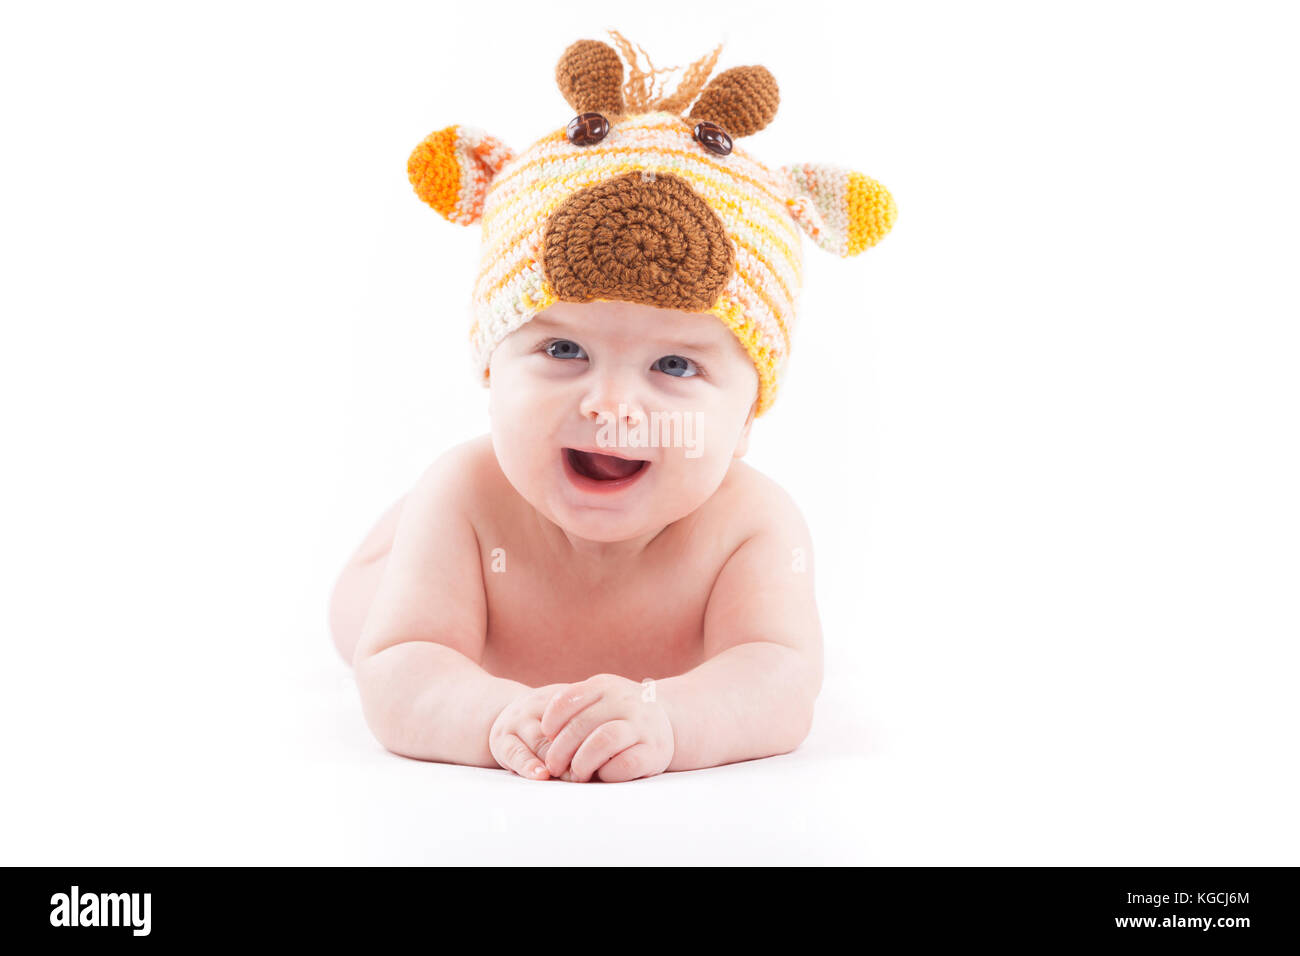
<box><xmin>655</xmin><ymin>355</ymin><xmax>700</xmax><ymax>378</ymax></box>
<box><xmin>545</xmin><ymin>339</ymin><xmax>586</xmax><ymax>360</ymax></box>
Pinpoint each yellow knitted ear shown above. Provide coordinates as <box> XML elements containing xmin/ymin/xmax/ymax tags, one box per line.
<box><xmin>778</xmin><ymin>163</ymin><xmax>896</xmax><ymax>257</ymax></box>
<box><xmin>408</xmin><ymin>125</ymin><xmax>515</xmax><ymax>226</ymax></box>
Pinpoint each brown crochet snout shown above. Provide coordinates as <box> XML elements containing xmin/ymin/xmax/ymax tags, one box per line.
<box><xmin>542</xmin><ymin>171</ymin><xmax>734</xmax><ymax>312</ymax></box>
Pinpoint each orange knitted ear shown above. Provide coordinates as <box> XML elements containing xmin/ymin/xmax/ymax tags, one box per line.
<box><xmin>408</xmin><ymin>125</ymin><xmax>515</xmax><ymax>226</ymax></box>
<box><xmin>778</xmin><ymin>164</ymin><xmax>896</xmax><ymax>257</ymax></box>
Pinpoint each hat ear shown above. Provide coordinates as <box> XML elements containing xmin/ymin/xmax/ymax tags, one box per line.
<box><xmin>688</xmin><ymin>65</ymin><xmax>779</xmax><ymax>137</ymax></box>
<box><xmin>778</xmin><ymin>163</ymin><xmax>897</xmax><ymax>257</ymax></box>
<box><xmin>556</xmin><ymin>39</ymin><xmax>625</xmax><ymax>116</ymax></box>
<box><xmin>408</xmin><ymin>125</ymin><xmax>515</xmax><ymax>226</ymax></box>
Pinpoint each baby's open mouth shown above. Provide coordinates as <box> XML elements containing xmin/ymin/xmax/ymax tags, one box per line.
<box><xmin>564</xmin><ymin>448</ymin><xmax>649</xmax><ymax>482</ymax></box>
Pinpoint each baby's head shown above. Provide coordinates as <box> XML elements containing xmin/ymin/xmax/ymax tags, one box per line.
<box><xmin>407</xmin><ymin>31</ymin><xmax>896</xmax><ymax>537</ymax></box>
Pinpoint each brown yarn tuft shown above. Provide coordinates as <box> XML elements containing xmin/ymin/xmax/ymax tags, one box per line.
<box><xmin>648</xmin><ymin>42</ymin><xmax>723</xmax><ymax>115</ymax></box>
<box><xmin>542</xmin><ymin>171</ymin><xmax>734</xmax><ymax>312</ymax></box>
<box><xmin>606</xmin><ymin>30</ymin><xmax>722</xmax><ymax>116</ymax></box>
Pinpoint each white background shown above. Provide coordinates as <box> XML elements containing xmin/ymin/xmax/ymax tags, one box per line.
<box><xmin>2</xmin><ymin>1</ymin><xmax>1297</xmax><ymax>865</ymax></box>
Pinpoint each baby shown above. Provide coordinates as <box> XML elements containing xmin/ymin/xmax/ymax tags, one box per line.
<box><xmin>329</xmin><ymin>32</ymin><xmax>895</xmax><ymax>783</ymax></box>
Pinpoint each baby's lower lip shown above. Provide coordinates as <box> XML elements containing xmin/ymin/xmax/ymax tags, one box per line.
<box><xmin>561</xmin><ymin>448</ymin><xmax>651</xmax><ymax>494</ymax></box>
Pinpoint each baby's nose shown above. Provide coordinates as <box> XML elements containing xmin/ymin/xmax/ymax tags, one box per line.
<box><xmin>582</xmin><ymin>395</ymin><xmax>648</xmax><ymax>429</ymax></box>
<box><xmin>579</xmin><ymin>378</ymin><xmax>648</xmax><ymax>427</ymax></box>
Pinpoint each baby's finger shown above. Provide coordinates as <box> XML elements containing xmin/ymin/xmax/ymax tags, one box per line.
<box><xmin>568</xmin><ymin>720</ymin><xmax>638</xmax><ymax>783</ymax></box>
<box><xmin>594</xmin><ymin>742</ymin><xmax>656</xmax><ymax>783</ymax></box>
<box><xmin>516</xmin><ymin>718</ymin><xmax>554</xmax><ymax>767</ymax></box>
<box><xmin>495</xmin><ymin>732</ymin><xmax>550</xmax><ymax>781</ymax></box>
<box><xmin>542</xmin><ymin>701</ymin><xmax>613</xmax><ymax>778</ymax></box>
<box><xmin>539</xmin><ymin>680</ymin><xmax>604</xmax><ymax>740</ymax></box>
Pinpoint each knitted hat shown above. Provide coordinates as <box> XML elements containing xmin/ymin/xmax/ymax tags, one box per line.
<box><xmin>407</xmin><ymin>31</ymin><xmax>896</xmax><ymax>416</ymax></box>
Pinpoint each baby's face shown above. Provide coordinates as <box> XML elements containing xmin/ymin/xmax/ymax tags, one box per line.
<box><xmin>487</xmin><ymin>301</ymin><xmax>759</xmax><ymax>543</ymax></box>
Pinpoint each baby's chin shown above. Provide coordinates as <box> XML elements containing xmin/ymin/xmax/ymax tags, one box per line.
<box><xmin>546</xmin><ymin>482</ymin><xmax>720</xmax><ymax>544</ymax></box>
<box><xmin>541</xmin><ymin>477</ymin><xmax>693</xmax><ymax>544</ymax></box>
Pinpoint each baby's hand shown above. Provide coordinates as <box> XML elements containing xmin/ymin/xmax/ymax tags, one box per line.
<box><xmin>539</xmin><ymin>674</ymin><xmax>675</xmax><ymax>783</ymax></box>
<box><xmin>488</xmin><ymin>683</ymin><xmax>571</xmax><ymax>781</ymax></box>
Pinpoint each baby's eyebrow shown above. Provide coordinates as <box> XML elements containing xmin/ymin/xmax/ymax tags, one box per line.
<box><xmin>665</xmin><ymin>340</ymin><xmax>723</xmax><ymax>355</ymax></box>
<box><xmin>528</xmin><ymin>315</ymin><xmax>566</xmax><ymax>331</ymax></box>
<box><xmin>529</xmin><ymin>318</ymin><xmax>722</xmax><ymax>354</ymax></box>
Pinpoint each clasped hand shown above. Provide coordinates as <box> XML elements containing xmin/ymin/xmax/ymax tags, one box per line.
<box><xmin>488</xmin><ymin>674</ymin><xmax>675</xmax><ymax>782</ymax></box>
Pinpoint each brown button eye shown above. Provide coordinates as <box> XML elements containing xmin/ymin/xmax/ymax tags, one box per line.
<box><xmin>566</xmin><ymin>112</ymin><xmax>609</xmax><ymax>146</ymax></box>
<box><xmin>693</xmin><ymin>121</ymin><xmax>732</xmax><ymax>156</ymax></box>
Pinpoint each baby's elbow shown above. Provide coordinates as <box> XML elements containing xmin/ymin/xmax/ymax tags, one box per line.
<box><xmin>772</xmin><ymin>696</ymin><xmax>816</xmax><ymax>757</ymax></box>
<box><xmin>795</xmin><ymin>699</ymin><xmax>817</xmax><ymax>749</ymax></box>
<box><xmin>329</xmin><ymin>557</ymin><xmax>385</xmax><ymax>667</ymax></box>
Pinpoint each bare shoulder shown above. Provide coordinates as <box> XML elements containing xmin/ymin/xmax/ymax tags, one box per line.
<box><xmin>408</xmin><ymin>433</ymin><xmax>490</xmax><ymax>493</ymax></box>
<box><xmin>698</xmin><ymin>457</ymin><xmax>821</xmax><ymax>674</ymax></box>
<box><xmin>707</xmin><ymin>457</ymin><xmax>814</xmax><ymax>549</ymax></box>
<box><xmin>401</xmin><ymin>434</ymin><xmax>500</xmax><ymax>520</ymax></box>
<box><xmin>354</xmin><ymin>434</ymin><xmax>494</xmax><ymax>664</ymax></box>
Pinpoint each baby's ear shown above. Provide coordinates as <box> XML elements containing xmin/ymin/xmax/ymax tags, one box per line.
<box><xmin>408</xmin><ymin>125</ymin><xmax>516</xmax><ymax>225</ymax></box>
<box><xmin>733</xmin><ymin>395</ymin><xmax>758</xmax><ymax>459</ymax></box>
<box><xmin>777</xmin><ymin>163</ymin><xmax>897</xmax><ymax>257</ymax></box>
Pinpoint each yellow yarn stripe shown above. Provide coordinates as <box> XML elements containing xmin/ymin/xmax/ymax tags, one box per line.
<box><xmin>733</xmin><ymin>236</ymin><xmax>795</xmax><ymax>324</ymax></box>
<box><xmin>709</xmin><ymin>296</ymin><xmax>779</xmax><ymax>417</ymax></box>
<box><xmin>733</xmin><ymin>261</ymin><xmax>790</xmax><ymax>355</ymax></box>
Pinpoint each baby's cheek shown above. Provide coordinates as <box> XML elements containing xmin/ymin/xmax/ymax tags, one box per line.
<box><xmin>651</xmin><ymin>469</ymin><xmax>720</xmax><ymax>525</ymax></box>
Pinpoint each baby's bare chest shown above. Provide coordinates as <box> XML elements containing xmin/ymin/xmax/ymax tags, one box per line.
<box><xmin>476</xmin><ymin>539</ymin><xmax>719</xmax><ymax>686</ymax></box>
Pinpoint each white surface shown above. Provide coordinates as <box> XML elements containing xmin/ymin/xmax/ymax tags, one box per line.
<box><xmin>3</xmin><ymin>1</ymin><xmax>1298</xmax><ymax>865</ymax></box>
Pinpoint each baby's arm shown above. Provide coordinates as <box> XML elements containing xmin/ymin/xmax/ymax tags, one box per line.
<box><xmin>352</xmin><ymin>448</ymin><xmax>527</xmax><ymax>768</ymax></box>
<box><xmin>655</xmin><ymin>490</ymin><xmax>823</xmax><ymax>771</ymax></box>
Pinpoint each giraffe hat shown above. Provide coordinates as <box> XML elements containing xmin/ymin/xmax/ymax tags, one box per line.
<box><xmin>407</xmin><ymin>30</ymin><xmax>896</xmax><ymax>416</ymax></box>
